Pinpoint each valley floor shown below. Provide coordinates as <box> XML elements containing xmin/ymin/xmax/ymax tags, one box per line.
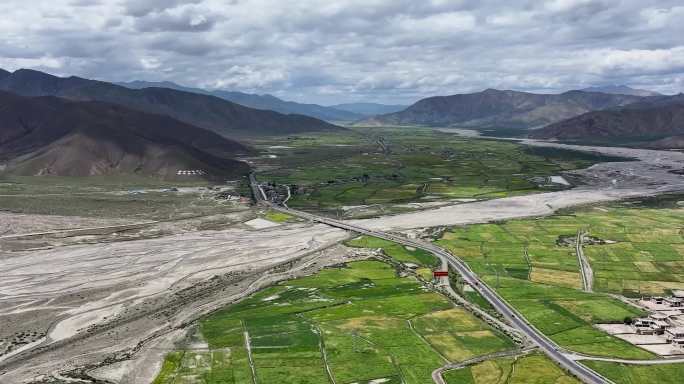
<box><xmin>3</xmin><ymin>136</ymin><xmax>684</xmax><ymax>384</ymax></box>
<box><xmin>354</xmin><ymin>139</ymin><xmax>684</xmax><ymax>230</ymax></box>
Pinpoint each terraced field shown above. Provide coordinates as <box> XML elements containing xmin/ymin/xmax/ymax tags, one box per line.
<box><xmin>251</xmin><ymin>128</ymin><xmax>621</xmax><ymax>215</ymax></box>
<box><xmin>443</xmin><ymin>353</ymin><xmax>579</xmax><ymax>384</ymax></box>
<box><xmin>436</xmin><ymin>202</ymin><xmax>684</xmax><ymax>359</ymax></box>
<box><xmin>153</xmin><ymin>260</ymin><xmax>514</xmax><ymax>383</ymax></box>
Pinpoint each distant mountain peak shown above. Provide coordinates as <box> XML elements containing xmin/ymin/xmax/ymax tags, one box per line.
<box><xmin>117</xmin><ymin>79</ymin><xmax>361</xmax><ymax>122</ymax></box>
<box><xmin>0</xmin><ymin>68</ymin><xmax>341</xmax><ymax>137</ymax></box>
<box><xmin>579</xmin><ymin>85</ymin><xmax>661</xmax><ymax>97</ymax></box>
<box><xmin>356</xmin><ymin>88</ymin><xmax>645</xmax><ymax>129</ymax></box>
<box><xmin>530</xmin><ymin>94</ymin><xmax>684</xmax><ymax>149</ymax></box>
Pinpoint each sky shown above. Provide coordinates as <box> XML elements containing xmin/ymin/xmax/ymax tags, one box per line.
<box><xmin>1</xmin><ymin>0</ymin><xmax>683</xmax><ymax>105</ymax></box>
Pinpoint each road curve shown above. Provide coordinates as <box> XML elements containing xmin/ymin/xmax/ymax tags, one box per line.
<box><xmin>249</xmin><ymin>173</ymin><xmax>611</xmax><ymax>384</ymax></box>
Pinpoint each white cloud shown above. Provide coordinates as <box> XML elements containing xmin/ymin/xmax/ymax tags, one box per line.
<box><xmin>0</xmin><ymin>0</ymin><xmax>682</xmax><ymax>104</ymax></box>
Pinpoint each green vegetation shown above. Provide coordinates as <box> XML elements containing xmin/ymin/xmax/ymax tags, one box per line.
<box><xmin>583</xmin><ymin>361</ymin><xmax>684</xmax><ymax>384</ymax></box>
<box><xmin>262</xmin><ymin>210</ymin><xmax>295</xmax><ymax>223</ymax></box>
<box><xmin>155</xmin><ymin>260</ymin><xmax>514</xmax><ymax>383</ymax></box>
<box><xmin>251</xmin><ymin>128</ymin><xmax>617</xmax><ymax>215</ymax></box>
<box><xmin>443</xmin><ymin>353</ymin><xmax>580</xmax><ymax>384</ymax></box>
<box><xmin>0</xmin><ymin>175</ymin><xmax>241</xmax><ymax>219</ymax></box>
<box><xmin>346</xmin><ymin>235</ymin><xmax>440</xmax><ymax>268</ymax></box>
<box><xmin>435</xmin><ymin>205</ymin><xmax>684</xmax><ymax>359</ymax></box>
<box><xmin>439</xmin><ymin>205</ymin><xmax>684</xmax><ymax>296</ymax></box>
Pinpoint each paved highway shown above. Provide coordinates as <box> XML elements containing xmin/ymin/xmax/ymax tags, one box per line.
<box><xmin>249</xmin><ymin>174</ymin><xmax>612</xmax><ymax>384</ymax></box>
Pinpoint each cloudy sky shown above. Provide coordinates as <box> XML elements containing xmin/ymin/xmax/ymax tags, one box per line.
<box><xmin>1</xmin><ymin>0</ymin><xmax>683</xmax><ymax>104</ymax></box>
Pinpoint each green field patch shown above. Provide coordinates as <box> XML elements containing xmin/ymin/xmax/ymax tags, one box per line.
<box><xmin>156</xmin><ymin>258</ymin><xmax>515</xmax><ymax>384</ymax></box>
<box><xmin>437</xmin><ymin>205</ymin><xmax>680</xmax><ymax>359</ymax></box>
<box><xmin>346</xmin><ymin>235</ymin><xmax>440</xmax><ymax>268</ymax></box>
<box><xmin>262</xmin><ymin>210</ymin><xmax>295</xmax><ymax>223</ymax></box>
<box><xmin>583</xmin><ymin>361</ymin><xmax>684</xmax><ymax>384</ymax></box>
<box><xmin>443</xmin><ymin>353</ymin><xmax>580</xmax><ymax>384</ymax></box>
<box><xmin>255</xmin><ymin>128</ymin><xmax>608</xmax><ymax>215</ymax></box>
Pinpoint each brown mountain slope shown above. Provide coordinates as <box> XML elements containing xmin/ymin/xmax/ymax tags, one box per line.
<box><xmin>0</xmin><ymin>91</ymin><xmax>250</xmax><ymax>178</ymax></box>
<box><xmin>529</xmin><ymin>95</ymin><xmax>684</xmax><ymax>148</ymax></box>
<box><xmin>357</xmin><ymin>89</ymin><xmax>643</xmax><ymax>130</ymax></box>
<box><xmin>0</xmin><ymin>69</ymin><xmax>342</xmax><ymax>137</ymax></box>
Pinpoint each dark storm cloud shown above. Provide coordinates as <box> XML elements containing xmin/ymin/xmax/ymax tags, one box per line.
<box><xmin>0</xmin><ymin>0</ymin><xmax>683</xmax><ymax>104</ymax></box>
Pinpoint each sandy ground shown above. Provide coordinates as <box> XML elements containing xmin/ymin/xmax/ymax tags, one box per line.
<box><xmin>352</xmin><ymin>140</ymin><xmax>684</xmax><ymax>230</ymax></box>
<box><xmin>0</xmin><ymin>220</ymin><xmax>349</xmax><ymax>383</ymax></box>
<box><xmin>0</xmin><ymin>212</ymin><xmax>134</xmax><ymax>236</ymax></box>
<box><xmin>244</xmin><ymin>218</ymin><xmax>281</xmax><ymax>229</ymax></box>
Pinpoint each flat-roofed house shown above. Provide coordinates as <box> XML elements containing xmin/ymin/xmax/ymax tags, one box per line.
<box><xmin>665</xmin><ymin>327</ymin><xmax>684</xmax><ymax>345</ymax></box>
<box><xmin>634</xmin><ymin>318</ymin><xmax>657</xmax><ymax>334</ymax></box>
<box><xmin>665</xmin><ymin>297</ymin><xmax>684</xmax><ymax>307</ymax></box>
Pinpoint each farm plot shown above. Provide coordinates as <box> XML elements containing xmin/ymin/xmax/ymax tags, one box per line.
<box><xmin>582</xmin><ymin>360</ymin><xmax>684</xmax><ymax>384</ymax></box>
<box><xmin>436</xmin><ymin>205</ymin><xmax>684</xmax><ymax>359</ymax></box>
<box><xmin>252</xmin><ymin>128</ymin><xmax>618</xmax><ymax>215</ymax></box>
<box><xmin>154</xmin><ymin>260</ymin><xmax>513</xmax><ymax>384</ymax></box>
<box><xmin>443</xmin><ymin>353</ymin><xmax>579</xmax><ymax>384</ymax></box>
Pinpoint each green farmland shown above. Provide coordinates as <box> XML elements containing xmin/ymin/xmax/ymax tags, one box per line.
<box><xmin>437</xmin><ymin>203</ymin><xmax>684</xmax><ymax>359</ymax></box>
<box><xmin>250</xmin><ymin>128</ymin><xmax>623</xmax><ymax>215</ymax></box>
<box><xmin>153</xmin><ymin>260</ymin><xmax>515</xmax><ymax>383</ymax></box>
<box><xmin>582</xmin><ymin>361</ymin><xmax>684</xmax><ymax>384</ymax></box>
<box><xmin>345</xmin><ymin>235</ymin><xmax>441</xmax><ymax>268</ymax></box>
<box><xmin>443</xmin><ymin>353</ymin><xmax>579</xmax><ymax>384</ymax></box>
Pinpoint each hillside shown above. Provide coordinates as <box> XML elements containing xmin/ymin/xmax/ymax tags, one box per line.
<box><xmin>0</xmin><ymin>69</ymin><xmax>342</xmax><ymax>137</ymax></box>
<box><xmin>117</xmin><ymin>80</ymin><xmax>361</xmax><ymax>122</ymax></box>
<box><xmin>0</xmin><ymin>91</ymin><xmax>250</xmax><ymax>178</ymax></box>
<box><xmin>356</xmin><ymin>89</ymin><xmax>643</xmax><ymax>130</ymax></box>
<box><xmin>579</xmin><ymin>85</ymin><xmax>661</xmax><ymax>97</ymax></box>
<box><xmin>529</xmin><ymin>94</ymin><xmax>684</xmax><ymax>148</ymax></box>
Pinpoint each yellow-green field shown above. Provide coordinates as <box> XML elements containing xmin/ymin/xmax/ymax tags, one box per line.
<box><xmin>582</xmin><ymin>361</ymin><xmax>684</xmax><ymax>384</ymax></box>
<box><xmin>251</xmin><ymin>128</ymin><xmax>623</xmax><ymax>215</ymax></box>
<box><xmin>154</xmin><ymin>260</ymin><xmax>514</xmax><ymax>384</ymax></box>
<box><xmin>436</xmin><ymin>203</ymin><xmax>684</xmax><ymax>359</ymax></box>
<box><xmin>443</xmin><ymin>353</ymin><xmax>580</xmax><ymax>384</ymax></box>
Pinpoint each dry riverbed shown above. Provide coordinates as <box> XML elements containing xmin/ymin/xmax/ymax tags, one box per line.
<box><xmin>0</xmin><ymin>217</ymin><xmax>349</xmax><ymax>383</ymax></box>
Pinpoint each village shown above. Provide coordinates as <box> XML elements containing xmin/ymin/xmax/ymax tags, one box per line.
<box><xmin>597</xmin><ymin>291</ymin><xmax>684</xmax><ymax>356</ymax></box>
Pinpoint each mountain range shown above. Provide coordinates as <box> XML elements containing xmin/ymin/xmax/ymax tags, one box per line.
<box><xmin>329</xmin><ymin>102</ymin><xmax>407</xmax><ymax>116</ymax></box>
<box><xmin>117</xmin><ymin>80</ymin><xmax>385</xmax><ymax>122</ymax></box>
<box><xmin>529</xmin><ymin>94</ymin><xmax>684</xmax><ymax>148</ymax></box>
<box><xmin>0</xmin><ymin>91</ymin><xmax>249</xmax><ymax>178</ymax></box>
<box><xmin>579</xmin><ymin>85</ymin><xmax>662</xmax><ymax>97</ymax></box>
<box><xmin>357</xmin><ymin>89</ymin><xmax>645</xmax><ymax>130</ymax></box>
<box><xmin>0</xmin><ymin>69</ymin><xmax>341</xmax><ymax>138</ymax></box>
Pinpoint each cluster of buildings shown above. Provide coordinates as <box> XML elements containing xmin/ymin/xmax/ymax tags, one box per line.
<box><xmin>176</xmin><ymin>169</ymin><xmax>206</xmax><ymax>176</ymax></box>
<box><xmin>634</xmin><ymin>291</ymin><xmax>684</xmax><ymax>348</ymax></box>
